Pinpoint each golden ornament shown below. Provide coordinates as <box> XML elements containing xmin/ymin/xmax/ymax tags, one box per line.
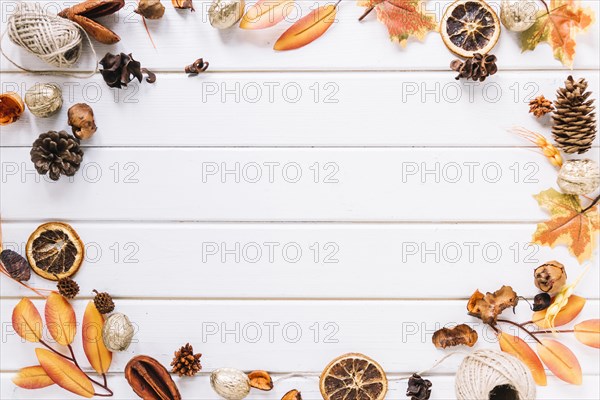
<box><xmin>24</xmin><ymin>83</ymin><xmax>63</xmax><ymax>118</ymax></box>
<box><xmin>557</xmin><ymin>159</ymin><xmax>600</xmax><ymax>195</ymax></box>
<box><xmin>208</xmin><ymin>0</ymin><xmax>244</xmax><ymax>29</ymax></box>
<box><xmin>210</xmin><ymin>368</ymin><xmax>251</xmax><ymax>400</ymax></box>
<box><xmin>102</xmin><ymin>312</ymin><xmax>134</xmax><ymax>351</ymax></box>
<box><xmin>500</xmin><ymin>0</ymin><xmax>537</xmax><ymax>32</ymax></box>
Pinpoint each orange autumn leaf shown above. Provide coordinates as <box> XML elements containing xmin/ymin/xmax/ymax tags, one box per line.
<box><xmin>274</xmin><ymin>1</ymin><xmax>339</xmax><ymax>51</ymax></box>
<box><xmin>12</xmin><ymin>298</ymin><xmax>43</xmax><ymax>342</ymax></box>
<box><xmin>12</xmin><ymin>366</ymin><xmax>55</xmax><ymax>389</ymax></box>
<box><xmin>532</xmin><ymin>188</ymin><xmax>599</xmax><ymax>263</ymax></box>
<box><xmin>498</xmin><ymin>332</ymin><xmax>547</xmax><ymax>386</ymax></box>
<box><xmin>533</xmin><ymin>295</ymin><xmax>586</xmax><ymax>328</ymax></box>
<box><xmin>537</xmin><ymin>339</ymin><xmax>582</xmax><ymax>385</ymax></box>
<box><xmin>45</xmin><ymin>293</ymin><xmax>76</xmax><ymax>346</ymax></box>
<box><xmin>82</xmin><ymin>301</ymin><xmax>112</xmax><ymax>374</ymax></box>
<box><xmin>574</xmin><ymin>319</ymin><xmax>600</xmax><ymax>348</ymax></box>
<box><xmin>358</xmin><ymin>0</ymin><xmax>437</xmax><ymax>46</ymax></box>
<box><xmin>240</xmin><ymin>0</ymin><xmax>295</xmax><ymax>29</ymax></box>
<box><xmin>520</xmin><ymin>0</ymin><xmax>594</xmax><ymax>67</ymax></box>
<box><xmin>36</xmin><ymin>348</ymin><xmax>94</xmax><ymax>397</ymax></box>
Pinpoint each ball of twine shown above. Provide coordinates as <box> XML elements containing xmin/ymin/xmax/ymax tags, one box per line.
<box><xmin>455</xmin><ymin>349</ymin><xmax>536</xmax><ymax>400</ymax></box>
<box><xmin>25</xmin><ymin>83</ymin><xmax>63</xmax><ymax>118</ymax></box>
<box><xmin>6</xmin><ymin>3</ymin><xmax>82</xmax><ymax>68</ymax></box>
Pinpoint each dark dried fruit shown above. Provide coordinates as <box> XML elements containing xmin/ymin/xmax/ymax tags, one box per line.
<box><xmin>532</xmin><ymin>292</ymin><xmax>552</xmax><ymax>312</ymax></box>
<box><xmin>534</xmin><ymin>261</ymin><xmax>567</xmax><ymax>296</ymax></box>
<box><xmin>171</xmin><ymin>343</ymin><xmax>202</xmax><ymax>377</ymax></box>
<box><xmin>451</xmin><ymin>53</ymin><xmax>498</xmax><ymax>82</ymax></box>
<box><xmin>467</xmin><ymin>286</ymin><xmax>518</xmax><ymax>325</ymax></box>
<box><xmin>248</xmin><ymin>370</ymin><xmax>273</xmax><ymax>391</ymax></box>
<box><xmin>0</xmin><ymin>249</ymin><xmax>31</xmax><ymax>281</ymax></box>
<box><xmin>172</xmin><ymin>0</ymin><xmax>194</xmax><ymax>11</ymax></box>
<box><xmin>99</xmin><ymin>52</ymin><xmax>156</xmax><ymax>89</ymax></box>
<box><xmin>185</xmin><ymin>58</ymin><xmax>209</xmax><ymax>75</ymax></box>
<box><xmin>125</xmin><ymin>355</ymin><xmax>182</xmax><ymax>400</ymax></box>
<box><xmin>406</xmin><ymin>374</ymin><xmax>432</xmax><ymax>400</ymax></box>
<box><xmin>432</xmin><ymin>324</ymin><xmax>478</xmax><ymax>349</ymax></box>
<box><xmin>93</xmin><ymin>289</ymin><xmax>115</xmax><ymax>314</ymax></box>
<box><xmin>319</xmin><ymin>353</ymin><xmax>387</xmax><ymax>400</ymax></box>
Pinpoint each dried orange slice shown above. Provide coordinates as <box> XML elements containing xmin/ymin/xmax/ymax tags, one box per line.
<box><xmin>319</xmin><ymin>353</ymin><xmax>387</xmax><ymax>400</ymax></box>
<box><xmin>441</xmin><ymin>0</ymin><xmax>500</xmax><ymax>58</ymax></box>
<box><xmin>26</xmin><ymin>222</ymin><xmax>84</xmax><ymax>280</ymax></box>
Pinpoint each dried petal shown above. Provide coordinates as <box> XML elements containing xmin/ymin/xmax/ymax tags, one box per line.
<box><xmin>432</xmin><ymin>324</ymin><xmax>477</xmax><ymax>349</ymax></box>
<box><xmin>282</xmin><ymin>389</ymin><xmax>302</xmax><ymax>400</ymax></box>
<box><xmin>467</xmin><ymin>286</ymin><xmax>518</xmax><ymax>325</ymax></box>
<box><xmin>248</xmin><ymin>370</ymin><xmax>273</xmax><ymax>391</ymax></box>
<box><xmin>406</xmin><ymin>373</ymin><xmax>432</xmax><ymax>400</ymax></box>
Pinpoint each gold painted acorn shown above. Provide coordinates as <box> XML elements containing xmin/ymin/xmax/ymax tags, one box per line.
<box><xmin>210</xmin><ymin>368</ymin><xmax>251</xmax><ymax>400</ymax></box>
<box><xmin>102</xmin><ymin>312</ymin><xmax>135</xmax><ymax>351</ymax></box>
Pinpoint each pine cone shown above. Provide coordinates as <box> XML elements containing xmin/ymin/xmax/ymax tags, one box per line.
<box><xmin>529</xmin><ymin>95</ymin><xmax>554</xmax><ymax>118</ymax></box>
<box><xmin>30</xmin><ymin>131</ymin><xmax>84</xmax><ymax>181</ymax></box>
<box><xmin>57</xmin><ymin>276</ymin><xmax>80</xmax><ymax>299</ymax></box>
<box><xmin>451</xmin><ymin>53</ymin><xmax>498</xmax><ymax>82</ymax></box>
<box><xmin>552</xmin><ymin>76</ymin><xmax>597</xmax><ymax>154</ymax></box>
<box><xmin>171</xmin><ymin>343</ymin><xmax>202</xmax><ymax>377</ymax></box>
<box><xmin>93</xmin><ymin>290</ymin><xmax>115</xmax><ymax>314</ymax></box>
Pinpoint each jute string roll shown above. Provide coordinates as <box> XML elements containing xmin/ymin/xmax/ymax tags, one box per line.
<box><xmin>0</xmin><ymin>2</ymin><xmax>97</xmax><ymax>76</ymax></box>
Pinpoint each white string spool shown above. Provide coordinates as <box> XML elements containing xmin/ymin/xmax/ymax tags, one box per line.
<box><xmin>5</xmin><ymin>2</ymin><xmax>82</xmax><ymax>68</ymax></box>
<box><xmin>455</xmin><ymin>349</ymin><xmax>536</xmax><ymax>400</ymax></box>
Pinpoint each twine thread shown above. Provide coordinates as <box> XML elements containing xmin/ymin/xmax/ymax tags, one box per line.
<box><xmin>0</xmin><ymin>2</ymin><xmax>97</xmax><ymax>77</ymax></box>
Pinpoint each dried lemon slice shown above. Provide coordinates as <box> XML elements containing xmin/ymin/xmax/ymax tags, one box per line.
<box><xmin>441</xmin><ymin>0</ymin><xmax>501</xmax><ymax>58</ymax></box>
<box><xmin>319</xmin><ymin>353</ymin><xmax>387</xmax><ymax>400</ymax></box>
<box><xmin>26</xmin><ymin>222</ymin><xmax>84</xmax><ymax>280</ymax></box>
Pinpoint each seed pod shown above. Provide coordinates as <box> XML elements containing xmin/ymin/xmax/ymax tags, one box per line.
<box><xmin>248</xmin><ymin>370</ymin><xmax>273</xmax><ymax>391</ymax></box>
<box><xmin>125</xmin><ymin>355</ymin><xmax>181</xmax><ymax>400</ymax></box>
<box><xmin>282</xmin><ymin>389</ymin><xmax>302</xmax><ymax>400</ymax></box>
<box><xmin>0</xmin><ymin>92</ymin><xmax>25</xmax><ymax>125</ymax></box>
<box><xmin>210</xmin><ymin>368</ymin><xmax>251</xmax><ymax>400</ymax></box>
<box><xmin>68</xmin><ymin>103</ymin><xmax>97</xmax><ymax>140</ymax></box>
<box><xmin>534</xmin><ymin>261</ymin><xmax>567</xmax><ymax>296</ymax></box>
<box><xmin>532</xmin><ymin>292</ymin><xmax>552</xmax><ymax>311</ymax></box>
<box><xmin>0</xmin><ymin>249</ymin><xmax>31</xmax><ymax>281</ymax></box>
<box><xmin>102</xmin><ymin>312</ymin><xmax>134</xmax><ymax>351</ymax></box>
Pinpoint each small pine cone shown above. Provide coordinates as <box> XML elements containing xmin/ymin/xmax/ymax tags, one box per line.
<box><xmin>171</xmin><ymin>343</ymin><xmax>202</xmax><ymax>377</ymax></box>
<box><xmin>552</xmin><ymin>76</ymin><xmax>597</xmax><ymax>154</ymax></box>
<box><xmin>30</xmin><ymin>130</ymin><xmax>84</xmax><ymax>181</ymax></box>
<box><xmin>529</xmin><ymin>95</ymin><xmax>554</xmax><ymax>118</ymax></box>
<box><xmin>57</xmin><ymin>276</ymin><xmax>80</xmax><ymax>299</ymax></box>
<box><xmin>451</xmin><ymin>53</ymin><xmax>498</xmax><ymax>82</ymax></box>
<box><xmin>93</xmin><ymin>290</ymin><xmax>115</xmax><ymax>314</ymax></box>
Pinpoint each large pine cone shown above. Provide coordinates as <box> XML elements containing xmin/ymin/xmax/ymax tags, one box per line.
<box><xmin>30</xmin><ymin>131</ymin><xmax>84</xmax><ymax>181</ymax></box>
<box><xmin>451</xmin><ymin>53</ymin><xmax>498</xmax><ymax>82</ymax></box>
<box><xmin>552</xmin><ymin>76</ymin><xmax>597</xmax><ymax>154</ymax></box>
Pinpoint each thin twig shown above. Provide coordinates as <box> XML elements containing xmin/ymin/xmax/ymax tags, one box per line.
<box><xmin>39</xmin><ymin>340</ymin><xmax>74</xmax><ymax>361</ymax></box>
<box><xmin>358</xmin><ymin>6</ymin><xmax>374</xmax><ymax>21</ymax></box>
<box><xmin>530</xmin><ymin>329</ymin><xmax>575</xmax><ymax>335</ymax></box>
<box><xmin>582</xmin><ymin>194</ymin><xmax>600</xmax><ymax>214</ymax></box>
<box><xmin>497</xmin><ymin>319</ymin><xmax>543</xmax><ymax>345</ymax></box>
<box><xmin>68</xmin><ymin>344</ymin><xmax>114</xmax><ymax>396</ymax></box>
<box><xmin>539</xmin><ymin>0</ymin><xmax>550</xmax><ymax>13</ymax></box>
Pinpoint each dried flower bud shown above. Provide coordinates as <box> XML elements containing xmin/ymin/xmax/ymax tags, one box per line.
<box><xmin>248</xmin><ymin>370</ymin><xmax>273</xmax><ymax>391</ymax></box>
<box><xmin>0</xmin><ymin>92</ymin><xmax>25</xmax><ymax>126</ymax></box>
<box><xmin>135</xmin><ymin>0</ymin><xmax>165</xmax><ymax>19</ymax></box>
<box><xmin>102</xmin><ymin>312</ymin><xmax>135</xmax><ymax>351</ymax></box>
<box><xmin>532</xmin><ymin>292</ymin><xmax>552</xmax><ymax>312</ymax></box>
<box><xmin>534</xmin><ymin>261</ymin><xmax>567</xmax><ymax>296</ymax></box>
<box><xmin>68</xmin><ymin>103</ymin><xmax>97</xmax><ymax>140</ymax></box>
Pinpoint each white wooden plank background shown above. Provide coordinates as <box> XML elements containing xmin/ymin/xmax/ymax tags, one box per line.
<box><xmin>1</xmin><ymin>0</ymin><xmax>599</xmax><ymax>398</ymax></box>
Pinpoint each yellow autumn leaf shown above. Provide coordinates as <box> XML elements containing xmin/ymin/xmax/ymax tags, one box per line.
<box><xmin>12</xmin><ymin>298</ymin><xmax>43</xmax><ymax>342</ymax></box>
<box><xmin>36</xmin><ymin>348</ymin><xmax>94</xmax><ymax>397</ymax></box>
<box><xmin>498</xmin><ymin>332</ymin><xmax>547</xmax><ymax>386</ymax></box>
<box><xmin>82</xmin><ymin>301</ymin><xmax>112</xmax><ymax>374</ymax></box>
<box><xmin>532</xmin><ymin>188</ymin><xmax>599</xmax><ymax>263</ymax></box>
<box><xmin>12</xmin><ymin>366</ymin><xmax>55</xmax><ymax>389</ymax></box>
<box><xmin>537</xmin><ymin>339</ymin><xmax>582</xmax><ymax>385</ymax></box>
<box><xmin>45</xmin><ymin>293</ymin><xmax>77</xmax><ymax>346</ymax></box>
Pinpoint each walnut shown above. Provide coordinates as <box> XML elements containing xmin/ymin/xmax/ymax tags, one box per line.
<box><xmin>68</xmin><ymin>103</ymin><xmax>97</xmax><ymax>140</ymax></box>
<box><xmin>467</xmin><ymin>286</ymin><xmax>518</xmax><ymax>325</ymax></box>
<box><xmin>432</xmin><ymin>324</ymin><xmax>478</xmax><ymax>349</ymax></box>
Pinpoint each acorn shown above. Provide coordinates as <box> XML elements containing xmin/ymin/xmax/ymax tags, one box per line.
<box><xmin>0</xmin><ymin>249</ymin><xmax>31</xmax><ymax>281</ymax></box>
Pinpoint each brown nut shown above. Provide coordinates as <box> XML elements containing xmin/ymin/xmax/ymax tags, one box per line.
<box><xmin>248</xmin><ymin>370</ymin><xmax>273</xmax><ymax>391</ymax></box>
<box><xmin>534</xmin><ymin>261</ymin><xmax>567</xmax><ymax>296</ymax></box>
<box><xmin>282</xmin><ymin>389</ymin><xmax>302</xmax><ymax>400</ymax></box>
<box><xmin>125</xmin><ymin>355</ymin><xmax>181</xmax><ymax>400</ymax></box>
<box><xmin>68</xmin><ymin>103</ymin><xmax>97</xmax><ymax>140</ymax></box>
<box><xmin>0</xmin><ymin>92</ymin><xmax>25</xmax><ymax>126</ymax></box>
